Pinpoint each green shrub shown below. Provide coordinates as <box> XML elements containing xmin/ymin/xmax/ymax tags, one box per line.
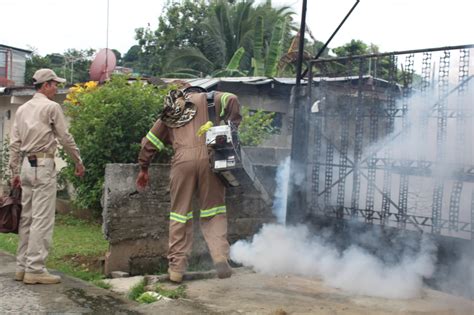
<box><xmin>62</xmin><ymin>75</ymin><xmax>171</xmax><ymax>216</ymax></box>
<box><xmin>239</xmin><ymin>106</ymin><xmax>275</xmax><ymax>146</ymax></box>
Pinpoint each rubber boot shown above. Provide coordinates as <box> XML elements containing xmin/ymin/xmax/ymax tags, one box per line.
<box><xmin>168</xmin><ymin>269</ymin><xmax>183</xmax><ymax>283</ymax></box>
<box><xmin>14</xmin><ymin>271</ymin><xmax>25</xmax><ymax>281</ymax></box>
<box><xmin>215</xmin><ymin>260</ymin><xmax>232</xmax><ymax>279</ymax></box>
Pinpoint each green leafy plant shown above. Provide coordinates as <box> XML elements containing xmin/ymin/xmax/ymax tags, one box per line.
<box><xmin>62</xmin><ymin>75</ymin><xmax>171</xmax><ymax>216</ymax></box>
<box><xmin>252</xmin><ymin>16</ymin><xmax>288</xmax><ymax>77</ymax></box>
<box><xmin>131</xmin><ymin>282</ymin><xmax>186</xmax><ymax>303</ymax></box>
<box><xmin>239</xmin><ymin>106</ymin><xmax>275</xmax><ymax>146</ymax></box>
<box><xmin>128</xmin><ymin>279</ymin><xmax>146</xmax><ymax>301</ymax></box>
<box><xmin>136</xmin><ymin>292</ymin><xmax>160</xmax><ymax>304</ymax></box>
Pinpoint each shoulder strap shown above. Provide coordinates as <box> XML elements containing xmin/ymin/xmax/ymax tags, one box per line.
<box><xmin>206</xmin><ymin>91</ymin><xmax>217</xmax><ymax>124</ymax></box>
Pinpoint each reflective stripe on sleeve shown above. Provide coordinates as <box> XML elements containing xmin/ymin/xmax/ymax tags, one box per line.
<box><xmin>170</xmin><ymin>211</ymin><xmax>193</xmax><ymax>223</ymax></box>
<box><xmin>146</xmin><ymin>131</ymin><xmax>165</xmax><ymax>151</ymax></box>
<box><xmin>200</xmin><ymin>205</ymin><xmax>227</xmax><ymax>218</ymax></box>
<box><xmin>220</xmin><ymin>93</ymin><xmax>234</xmax><ymax>117</ymax></box>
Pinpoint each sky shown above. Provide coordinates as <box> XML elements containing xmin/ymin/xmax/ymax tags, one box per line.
<box><xmin>1</xmin><ymin>0</ymin><xmax>473</xmax><ymax>56</ymax></box>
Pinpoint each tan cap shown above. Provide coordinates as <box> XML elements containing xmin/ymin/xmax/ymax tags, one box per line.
<box><xmin>32</xmin><ymin>68</ymin><xmax>66</xmax><ymax>84</ymax></box>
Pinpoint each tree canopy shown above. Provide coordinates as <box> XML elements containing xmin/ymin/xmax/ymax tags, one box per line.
<box><xmin>25</xmin><ymin>48</ymin><xmax>96</xmax><ymax>84</ymax></box>
<box><xmin>135</xmin><ymin>0</ymin><xmax>297</xmax><ymax>77</ymax></box>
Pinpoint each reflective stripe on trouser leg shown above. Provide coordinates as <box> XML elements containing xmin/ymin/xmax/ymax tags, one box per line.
<box><xmin>170</xmin><ymin>211</ymin><xmax>193</xmax><ymax>223</ymax></box>
<box><xmin>200</xmin><ymin>205</ymin><xmax>226</xmax><ymax>218</ymax></box>
<box><xmin>19</xmin><ymin>158</ymin><xmax>57</xmax><ymax>273</ymax></box>
<box><xmin>168</xmin><ymin>160</ymin><xmax>196</xmax><ymax>274</ymax></box>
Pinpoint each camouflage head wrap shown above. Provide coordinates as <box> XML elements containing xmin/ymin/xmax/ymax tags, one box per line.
<box><xmin>161</xmin><ymin>89</ymin><xmax>197</xmax><ymax>128</ymax></box>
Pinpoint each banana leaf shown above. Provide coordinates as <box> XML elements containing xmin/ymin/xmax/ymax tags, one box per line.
<box><xmin>253</xmin><ymin>15</ymin><xmax>265</xmax><ymax>76</ymax></box>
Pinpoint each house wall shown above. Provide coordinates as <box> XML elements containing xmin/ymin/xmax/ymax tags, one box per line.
<box><xmin>217</xmin><ymin>81</ymin><xmax>293</xmax><ymax>148</ymax></box>
<box><xmin>0</xmin><ymin>47</ymin><xmax>30</xmax><ymax>87</ymax></box>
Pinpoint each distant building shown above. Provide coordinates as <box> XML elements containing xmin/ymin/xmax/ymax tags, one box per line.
<box><xmin>0</xmin><ymin>44</ymin><xmax>32</xmax><ymax>87</ymax></box>
<box><xmin>113</xmin><ymin>66</ymin><xmax>133</xmax><ymax>75</ymax></box>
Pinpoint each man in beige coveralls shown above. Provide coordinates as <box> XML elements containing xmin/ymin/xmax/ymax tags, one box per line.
<box><xmin>136</xmin><ymin>88</ymin><xmax>241</xmax><ymax>283</ymax></box>
<box><xmin>9</xmin><ymin>69</ymin><xmax>85</xmax><ymax>284</ymax></box>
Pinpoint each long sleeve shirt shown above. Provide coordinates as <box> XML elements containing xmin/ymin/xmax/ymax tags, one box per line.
<box><xmin>9</xmin><ymin>93</ymin><xmax>82</xmax><ymax>176</ymax></box>
<box><xmin>138</xmin><ymin>91</ymin><xmax>242</xmax><ymax>170</ymax></box>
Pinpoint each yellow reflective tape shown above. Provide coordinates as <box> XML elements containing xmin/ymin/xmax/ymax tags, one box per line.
<box><xmin>146</xmin><ymin>131</ymin><xmax>164</xmax><ymax>151</ymax></box>
<box><xmin>220</xmin><ymin>93</ymin><xmax>234</xmax><ymax>117</ymax></box>
<box><xmin>216</xmin><ymin>207</ymin><xmax>226</xmax><ymax>214</ymax></box>
<box><xmin>170</xmin><ymin>212</ymin><xmax>187</xmax><ymax>223</ymax></box>
<box><xmin>170</xmin><ymin>216</ymin><xmax>186</xmax><ymax>224</ymax></box>
<box><xmin>170</xmin><ymin>211</ymin><xmax>193</xmax><ymax>224</ymax></box>
<box><xmin>200</xmin><ymin>205</ymin><xmax>227</xmax><ymax>218</ymax></box>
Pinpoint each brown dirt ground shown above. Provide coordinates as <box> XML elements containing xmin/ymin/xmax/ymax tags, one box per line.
<box><xmin>138</xmin><ymin>268</ymin><xmax>473</xmax><ymax>315</ymax></box>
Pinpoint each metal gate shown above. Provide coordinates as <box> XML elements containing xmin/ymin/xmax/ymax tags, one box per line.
<box><xmin>305</xmin><ymin>45</ymin><xmax>474</xmax><ymax>240</ymax></box>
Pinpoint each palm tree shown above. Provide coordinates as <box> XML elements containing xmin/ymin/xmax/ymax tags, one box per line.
<box><xmin>162</xmin><ymin>0</ymin><xmax>295</xmax><ymax>77</ymax></box>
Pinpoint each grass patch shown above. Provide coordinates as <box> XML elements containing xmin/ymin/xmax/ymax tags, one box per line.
<box><xmin>128</xmin><ymin>279</ymin><xmax>146</xmax><ymax>301</ymax></box>
<box><xmin>0</xmin><ymin>213</ymin><xmax>108</xmax><ymax>283</ymax></box>
<box><xmin>93</xmin><ymin>279</ymin><xmax>112</xmax><ymax>289</ymax></box>
<box><xmin>155</xmin><ymin>284</ymin><xmax>187</xmax><ymax>299</ymax></box>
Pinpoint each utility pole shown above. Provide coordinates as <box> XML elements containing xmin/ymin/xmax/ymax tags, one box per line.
<box><xmin>295</xmin><ymin>0</ymin><xmax>307</xmax><ymax>87</ymax></box>
<box><xmin>286</xmin><ymin>0</ymin><xmax>309</xmax><ymax>225</ymax></box>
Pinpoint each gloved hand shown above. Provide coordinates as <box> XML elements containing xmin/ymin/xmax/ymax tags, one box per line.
<box><xmin>196</xmin><ymin>121</ymin><xmax>214</xmax><ymax>137</ymax></box>
<box><xmin>136</xmin><ymin>169</ymin><xmax>149</xmax><ymax>192</ymax></box>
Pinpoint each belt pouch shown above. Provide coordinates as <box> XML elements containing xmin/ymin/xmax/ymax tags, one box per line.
<box><xmin>28</xmin><ymin>155</ymin><xmax>37</xmax><ymax>167</ymax></box>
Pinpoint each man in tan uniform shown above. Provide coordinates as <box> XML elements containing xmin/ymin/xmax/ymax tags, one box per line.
<box><xmin>9</xmin><ymin>69</ymin><xmax>85</xmax><ymax>284</ymax></box>
<box><xmin>136</xmin><ymin>88</ymin><xmax>241</xmax><ymax>283</ymax></box>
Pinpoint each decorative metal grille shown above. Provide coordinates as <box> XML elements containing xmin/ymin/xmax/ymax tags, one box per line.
<box><xmin>306</xmin><ymin>45</ymin><xmax>474</xmax><ymax>240</ymax></box>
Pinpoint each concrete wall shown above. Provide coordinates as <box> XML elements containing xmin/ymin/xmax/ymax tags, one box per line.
<box><xmin>102</xmin><ymin>163</ymin><xmax>276</xmax><ymax>275</ymax></box>
<box><xmin>217</xmin><ymin>81</ymin><xmax>293</xmax><ymax>148</ymax></box>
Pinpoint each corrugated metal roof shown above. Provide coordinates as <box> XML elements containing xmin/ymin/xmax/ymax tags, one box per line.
<box><xmin>219</xmin><ymin>77</ymin><xmax>307</xmax><ymax>85</ymax></box>
<box><xmin>160</xmin><ymin>78</ymin><xmax>220</xmax><ymax>89</ymax></box>
<box><xmin>0</xmin><ymin>44</ymin><xmax>33</xmax><ymax>53</ymax></box>
<box><xmin>161</xmin><ymin>76</ymin><xmax>309</xmax><ymax>87</ymax></box>
<box><xmin>151</xmin><ymin>75</ymin><xmax>398</xmax><ymax>89</ymax></box>
<box><xmin>186</xmin><ymin>78</ymin><xmax>220</xmax><ymax>89</ymax></box>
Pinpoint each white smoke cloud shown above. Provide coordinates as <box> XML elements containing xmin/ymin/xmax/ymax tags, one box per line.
<box><xmin>233</xmin><ymin>52</ymin><xmax>472</xmax><ymax>300</ymax></box>
<box><xmin>272</xmin><ymin>157</ymin><xmax>290</xmax><ymax>224</ymax></box>
<box><xmin>230</xmin><ymin>224</ymin><xmax>436</xmax><ymax>299</ymax></box>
